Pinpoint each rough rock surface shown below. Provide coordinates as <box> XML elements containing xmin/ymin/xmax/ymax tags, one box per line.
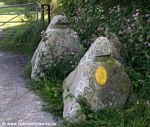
<box><xmin>63</xmin><ymin>37</ymin><xmax>131</xmax><ymax>122</ymax></box>
<box><xmin>0</xmin><ymin>51</ymin><xmax>60</xmax><ymax>127</ymax></box>
<box><xmin>31</xmin><ymin>15</ymin><xmax>79</xmax><ymax>80</ymax></box>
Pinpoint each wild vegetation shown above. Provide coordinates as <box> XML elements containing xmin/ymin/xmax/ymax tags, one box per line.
<box><xmin>0</xmin><ymin>0</ymin><xmax>149</xmax><ymax>127</ymax></box>
<box><xmin>0</xmin><ymin>22</ymin><xmax>44</xmax><ymax>56</ymax></box>
<box><xmin>60</xmin><ymin>1</ymin><xmax>150</xmax><ymax>126</ymax></box>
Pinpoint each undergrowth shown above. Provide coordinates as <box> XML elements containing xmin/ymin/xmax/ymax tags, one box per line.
<box><xmin>59</xmin><ymin>1</ymin><xmax>150</xmax><ymax>126</ymax></box>
<box><xmin>29</xmin><ymin>78</ymin><xmax>63</xmax><ymax>116</ymax></box>
<box><xmin>0</xmin><ymin>21</ymin><xmax>44</xmax><ymax>56</ymax></box>
<box><xmin>64</xmin><ymin>102</ymin><xmax>149</xmax><ymax>127</ymax></box>
<box><xmin>24</xmin><ymin>62</ymin><xmax>63</xmax><ymax>116</ymax></box>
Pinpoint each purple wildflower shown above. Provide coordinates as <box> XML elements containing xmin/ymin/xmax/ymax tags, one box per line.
<box><xmin>144</xmin><ymin>42</ymin><xmax>150</xmax><ymax>47</ymax></box>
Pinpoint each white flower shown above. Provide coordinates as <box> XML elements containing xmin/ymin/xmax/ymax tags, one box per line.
<box><xmin>136</xmin><ymin>100</ymin><xmax>140</xmax><ymax>104</ymax></box>
<box><xmin>146</xmin><ymin>100</ymin><xmax>150</xmax><ymax>107</ymax></box>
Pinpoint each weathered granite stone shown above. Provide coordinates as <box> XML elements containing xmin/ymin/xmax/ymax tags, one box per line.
<box><xmin>63</xmin><ymin>37</ymin><xmax>131</xmax><ymax>122</ymax></box>
<box><xmin>31</xmin><ymin>15</ymin><xmax>79</xmax><ymax>80</ymax></box>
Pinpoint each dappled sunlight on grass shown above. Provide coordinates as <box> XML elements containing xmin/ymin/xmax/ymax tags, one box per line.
<box><xmin>0</xmin><ymin>20</ymin><xmax>43</xmax><ymax>56</ymax></box>
<box><xmin>0</xmin><ymin>15</ymin><xmax>27</xmax><ymax>28</ymax></box>
<box><xmin>0</xmin><ymin>2</ymin><xmax>4</xmax><ymax>6</ymax></box>
<box><xmin>0</xmin><ymin>2</ymin><xmax>37</xmax><ymax>29</ymax></box>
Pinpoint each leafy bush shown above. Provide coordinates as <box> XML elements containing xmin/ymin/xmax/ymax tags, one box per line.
<box><xmin>127</xmin><ymin>68</ymin><xmax>150</xmax><ymax>101</ymax></box>
<box><xmin>42</xmin><ymin>46</ymin><xmax>85</xmax><ymax>81</ymax></box>
<box><xmin>60</xmin><ymin>0</ymin><xmax>150</xmax><ymax>97</ymax></box>
<box><xmin>58</xmin><ymin>0</ymin><xmax>150</xmax><ymax>126</ymax></box>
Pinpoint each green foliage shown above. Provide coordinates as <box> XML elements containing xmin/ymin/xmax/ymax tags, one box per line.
<box><xmin>24</xmin><ymin>62</ymin><xmax>32</xmax><ymax>78</ymax></box>
<box><xmin>64</xmin><ymin>91</ymin><xmax>150</xmax><ymax>127</ymax></box>
<box><xmin>12</xmin><ymin>22</ymin><xmax>43</xmax><ymax>56</ymax></box>
<box><xmin>0</xmin><ymin>21</ymin><xmax>44</xmax><ymax>56</ymax></box>
<box><xmin>64</xmin><ymin>97</ymin><xmax>150</xmax><ymax>127</ymax></box>
<box><xmin>59</xmin><ymin>1</ymin><xmax>150</xmax><ymax>126</ymax></box>
<box><xmin>127</xmin><ymin>67</ymin><xmax>150</xmax><ymax>100</ymax></box>
<box><xmin>29</xmin><ymin>78</ymin><xmax>63</xmax><ymax>116</ymax></box>
<box><xmin>42</xmin><ymin>46</ymin><xmax>85</xmax><ymax>81</ymax></box>
<box><xmin>60</xmin><ymin>0</ymin><xmax>150</xmax><ymax>95</ymax></box>
<box><xmin>60</xmin><ymin>0</ymin><xmax>150</xmax><ymax>68</ymax></box>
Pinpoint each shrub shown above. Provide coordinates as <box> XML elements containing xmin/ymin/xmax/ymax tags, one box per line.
<box><xmin>60</xmin><ymin>0</ymin><xmax>150</xmax><ymax>97</ymax></box>
<box><xmin>59</xmin><ymin>1</ymin><xmax>150</xmax><ymax>126</ymax></box>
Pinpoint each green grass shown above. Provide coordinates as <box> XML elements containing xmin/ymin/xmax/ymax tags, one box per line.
<box><xmin>0</xmin><ymin>6</ymin><xmax>25</xmax><ymax>14</ymax></box>
<box><xmin>0</xmin><ymin>21</ymin><xmax>43</xmax><ymax>56</ymax></box>
<box><xmin>0</xmin><ymin>2</ymin><xmax>49</xmax><ymax>56</ymax></box>
<box><xmin>0</xmin><ymin>2</ymin><xmax>37</xmax><ymax>28</ymax></box>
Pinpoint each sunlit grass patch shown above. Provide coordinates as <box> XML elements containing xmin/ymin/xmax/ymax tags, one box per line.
<box><xmin>0</xmin><ymin>2</ymin><xmax>4</xmax><ymax>6</ymax></box>
<box><xmin>0</xmin><ymin>15</ymin><xmax>27</xmax><ymax>28</ymax></box>
<box><xmin>0</xmin><ymin>2</ymin><xmax>37</xmax><ymax>28</ymax></box>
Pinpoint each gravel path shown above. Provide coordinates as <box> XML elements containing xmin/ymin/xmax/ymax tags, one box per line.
<box><xmin>0</xmin><ymin>51</ymin><xmax>59</xmax><ymax>127</ymax></box>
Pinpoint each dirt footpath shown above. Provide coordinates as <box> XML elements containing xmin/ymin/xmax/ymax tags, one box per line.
<box><xmin>0</xmin><ymin>51</ymin><xmax>59</xmax><ymax>127</ymax></box>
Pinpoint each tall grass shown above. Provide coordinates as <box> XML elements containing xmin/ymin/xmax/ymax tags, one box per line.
<box><xmin>0</xmin><ymin>21</ymin><xmax>46</xmax><ymax>56</ymax></box>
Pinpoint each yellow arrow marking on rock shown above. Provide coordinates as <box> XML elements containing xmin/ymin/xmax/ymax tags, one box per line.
<box><xmin>95</xmin><ymin>66</ymin><xmax>108</xmax><ymax>86</ymax></box>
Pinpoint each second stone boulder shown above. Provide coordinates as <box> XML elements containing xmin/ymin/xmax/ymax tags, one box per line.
<box><xmin>31</xmin><ymin>15</ymin><xmax>79</xmax><ymax>80</ymax></box>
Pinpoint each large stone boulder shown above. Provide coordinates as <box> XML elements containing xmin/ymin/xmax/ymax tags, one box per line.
<box><xmin>31</xmin><ymin>15</ymin><xmax>79</xmax><ymax>80</ymax></box>
<box><xmin>63</xmin><ymin>37</ymin><xmax>131</xmax><ymax>122</ymax></box>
